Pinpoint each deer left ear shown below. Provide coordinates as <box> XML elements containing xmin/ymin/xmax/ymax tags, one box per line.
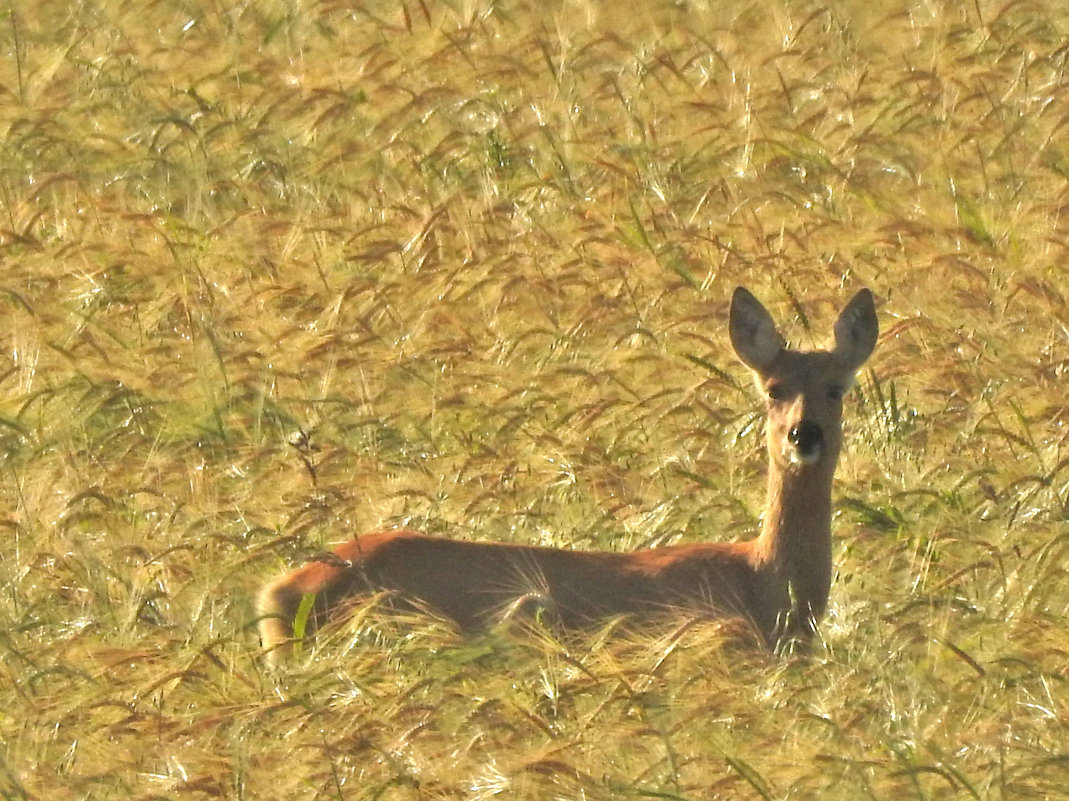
<box><xmin>730</xmin><ymin>287</ymin><xmax>786</xmax><ymax>372</ymax></box>
<box><xmin>832</xmin><ymin>289</ymin><xmax>878</xmax><ymax>371</ymax></box>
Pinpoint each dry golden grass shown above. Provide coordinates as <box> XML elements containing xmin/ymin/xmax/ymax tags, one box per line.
<box><xmin>1</xmin><ymin>0</ymin><xmax>1067</xmax><ymax>798</ymax></box>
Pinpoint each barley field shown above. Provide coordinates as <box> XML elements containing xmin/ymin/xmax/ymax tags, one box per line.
<box><xmin>1</xmin><ymin>0</ymin><xmax>1067</xmax><ymax>798</ymax></box>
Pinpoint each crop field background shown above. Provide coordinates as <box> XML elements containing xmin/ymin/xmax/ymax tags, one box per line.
<box><xmin>1</xmin><ymin>0</ymin><xmax>1067</xmax><ymax>798</ymax></box>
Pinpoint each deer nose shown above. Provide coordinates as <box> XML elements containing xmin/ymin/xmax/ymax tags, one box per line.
<box><xmin>788</xmin><ymin>420</ymin><xmax>823</xmax><ymax>461</ymax></box>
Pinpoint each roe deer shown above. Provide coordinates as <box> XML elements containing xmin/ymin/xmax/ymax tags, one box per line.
<box><xmin>258</xmin><ymin>287</ymin><xmax>878</xmax><ymax>664</ymax></box>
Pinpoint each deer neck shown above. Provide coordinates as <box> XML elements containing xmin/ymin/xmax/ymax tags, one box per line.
<box><xmin>751</xmin><ymin>457</ymin><xmax>836</xmax><ymax>616</ymax></box>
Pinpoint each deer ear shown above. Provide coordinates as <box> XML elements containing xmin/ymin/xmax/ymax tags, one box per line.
<box><xmin>729</xmin><ymin>287</ymin><xmax>785</xmax><ymax>371</ymax></box>
<box><xmin>832</xmin><ymin>289</ymin><xmax>878</xmax><ymax>371</ymax></box>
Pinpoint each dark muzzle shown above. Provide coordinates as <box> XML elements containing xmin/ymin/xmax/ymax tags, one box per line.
<box><xmin>788</xmin><ymin>420</ymin><xmax>824</xmax><ymax>462</ymax></box>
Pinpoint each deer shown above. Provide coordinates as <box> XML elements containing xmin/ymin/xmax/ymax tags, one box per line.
<box><xmin>257</xmin><ymin>286</ymin><xmax>878</xmax><ymax>665</ymax></box>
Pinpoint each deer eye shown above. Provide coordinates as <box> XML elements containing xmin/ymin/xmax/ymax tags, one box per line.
<box><xmin>828</xmin><ymin>385</ymin><xmax>846</xmax><ymax>401</ymax></box>
<box><xmin>767</xmin><ymin>384</ymin><xmax>789</xmax><ymax>401</ymax></box>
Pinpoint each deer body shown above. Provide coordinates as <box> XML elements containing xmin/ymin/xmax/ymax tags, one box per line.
<box><xmin>258</xmin><ymin>287</ymin><xmax>878</xmax><ymax>664</ymax></box>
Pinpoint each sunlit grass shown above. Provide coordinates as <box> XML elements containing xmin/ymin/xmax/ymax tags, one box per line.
<box><xmin>1</xmin><ymin>0</ymin><xmax>1067</xmax><ymax>798</ymax></box>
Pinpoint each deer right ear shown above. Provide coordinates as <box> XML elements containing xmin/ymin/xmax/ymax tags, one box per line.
<box><xmin>832</xmin><ymin>288</ymin><xmax>879</xmax><ymax>371</ymax></box>
<box><xmin>729</xmin><ymin>287</ymin><xmax>785</xmax><ymax>371</ymax></box>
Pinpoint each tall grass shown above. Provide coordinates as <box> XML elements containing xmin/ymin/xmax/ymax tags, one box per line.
<box><xmin>1</xmin><ymin>0</ymin><xmax>1067</xmax><ymax>798</ymax></box>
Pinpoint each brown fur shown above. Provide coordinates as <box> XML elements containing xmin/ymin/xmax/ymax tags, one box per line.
<box><xmin>258</xmin><ymin>287</ymin><xmax>878</xmax><ymax>664</ymax></box>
